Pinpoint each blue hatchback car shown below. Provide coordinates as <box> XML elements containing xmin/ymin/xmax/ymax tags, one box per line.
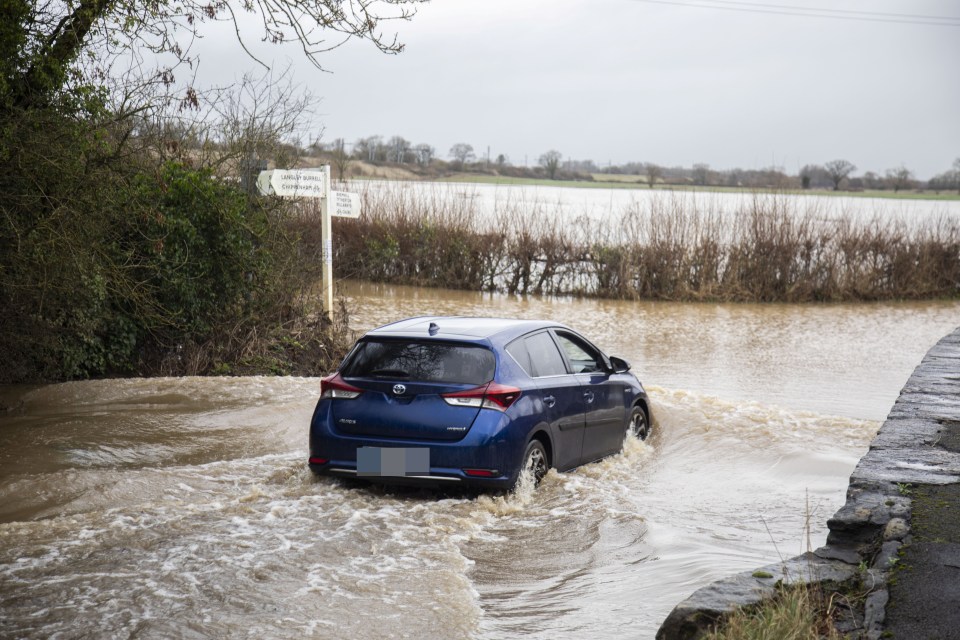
<box><xmin>308</xmin><ymin>317</ymin><xmax>651</xmax><ymax>490</ymax></box>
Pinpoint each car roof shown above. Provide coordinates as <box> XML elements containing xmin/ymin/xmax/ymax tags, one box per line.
<box><xmin>366</xmin><ymin>316</ymin><xmax>569</xmax><ymax>343</ymax></box>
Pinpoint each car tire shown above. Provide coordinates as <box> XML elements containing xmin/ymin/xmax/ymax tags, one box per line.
<box><xmin>628</xmin><ymin>405</ymin><xmax>650</xmax><ymax>441</ymax></box>
<box><xmin>520</xmin><ymin>438</ymin><xmax>549</xmax><ymax>487</ymax></box>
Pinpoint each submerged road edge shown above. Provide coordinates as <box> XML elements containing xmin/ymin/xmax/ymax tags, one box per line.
<box><xmin>656</xmin><ymin>326</ymin><xmax>960</xmax><ymax>640</ymax></box>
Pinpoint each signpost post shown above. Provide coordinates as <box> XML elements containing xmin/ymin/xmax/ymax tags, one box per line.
<box><xmin>318</xmin><ymin>166</ymin><xmax>334</xmax><ymax>319</ymax></box>
<box><xmin>256</xmin><ymin>165</ymin><xmax>359</xmax><ymax>319</ymax></box>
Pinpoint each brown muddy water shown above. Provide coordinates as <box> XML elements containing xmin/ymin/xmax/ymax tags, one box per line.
<box><xmin>1</xmin><ymin>281</ymin><xmax>958</xmax><ymax>639</ymax></box>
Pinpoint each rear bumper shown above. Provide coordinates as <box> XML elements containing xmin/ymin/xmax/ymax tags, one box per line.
<box><xmin>309</xmin><ymin>399</ymin><xmax>526</xmax><ymax>490</ymax></box>
<box><xmin>308</xmin><ymin>461</ymin><xmax>515</xmax><ymax>489</ymax></box>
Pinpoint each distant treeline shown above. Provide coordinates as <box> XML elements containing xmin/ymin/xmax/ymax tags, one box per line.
<box><xmin>312</xmin><ymin>136</ymin><xmax>960</xmax><ymax>194</ymax></box>
<box><xmin>316</xmin><ymin>188</ymin><xmax>960</xmax><ymax>302</ymax></box>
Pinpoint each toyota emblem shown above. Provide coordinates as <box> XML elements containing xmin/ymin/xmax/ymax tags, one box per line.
<box><xmin>392</xmin><ymin>384</ymin><xmax>406</xmax><ymax>396</ymax></box>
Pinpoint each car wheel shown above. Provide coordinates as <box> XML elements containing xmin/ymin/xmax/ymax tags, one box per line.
<box><xmin>628</xmin><ymin>405</ymin><xmax>650</xmax><ymax>441</ymax></box>
<box><xmin>520</xmin><ymin>439</ymin><xmax>549</xmax><ymax>487</ymax></box>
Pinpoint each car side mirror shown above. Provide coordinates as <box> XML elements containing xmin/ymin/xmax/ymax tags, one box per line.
<box><xmin>609</xmin><ymin>356</ymin><xmax>631</xmax><ymax>374</ymax></box>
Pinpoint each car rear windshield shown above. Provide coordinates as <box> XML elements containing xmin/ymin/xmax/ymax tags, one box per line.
<box><xmin>342</xmin><ymin>340</ymin><xmax>496</xmax><ymax>385</ymax></box>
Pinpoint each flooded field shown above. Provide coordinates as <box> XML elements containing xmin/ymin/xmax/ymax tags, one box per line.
<box><xmin>336</xmin><ymin>181</ymin><xmax>960</xmax><ymax>304</ymax></box>
<box><xmin>2</xmin><ymin>282</ymin><xmax>958</xmax><ymax>638</ymax></box>
<box><xmin>355</xmin><ymin>180</ymin><xmax>960</xmax><ymax>226</ymax></box>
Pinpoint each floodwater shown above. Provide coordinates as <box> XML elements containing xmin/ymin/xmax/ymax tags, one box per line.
<box><xmin>355</xmin><ymin>179</ymin><xmax>960</xmax><ymax>227</ymax></box>
<box><xmin>2</xmin><ymin>281</ymin><xmax>959</xmax><ymax>639</ymax></box>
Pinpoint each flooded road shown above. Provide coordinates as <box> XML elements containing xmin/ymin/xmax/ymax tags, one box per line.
<box><xmin>2</xmin><ymin>283</ymin><xmax>958</xmax><ymax>638</ymax></box>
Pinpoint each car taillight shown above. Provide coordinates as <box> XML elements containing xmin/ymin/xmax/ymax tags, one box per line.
<box><xmin>309</xmin><ymin>457</ymin><xmax>329</xmax><ymax>465</ymax></box>
<box><xmin>463</xmin><ymin>468</ymin><xmax>500</xmax><ymax>477</ymax></box>
<box><xmin>442</xmin><ymin>382</ymin><xmax>521</xmax><ymax>411</ymax></box>
<box><xmin>320</xmin><ymin>373</ymin><xmax>363</xmax><ymax>400</ymax></box>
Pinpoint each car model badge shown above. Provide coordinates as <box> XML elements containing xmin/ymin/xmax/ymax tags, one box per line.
<box><xmin>392</xmin><ymin>384</ymin><xmax>406</xmax><ymax>396</ymax></box>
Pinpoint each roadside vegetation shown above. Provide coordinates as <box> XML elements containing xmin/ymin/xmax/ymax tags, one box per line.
<box><xmin>703</xmin><ymin>584</ymin><xmax>844</xmax><ymax>640</ymax></box>
<box><xmin>0</xmin><ymin>0</ymin><xmax>423</xmax><ymax>383</ymax></box>
<box><xmin>329</xmin><ymin>186</ymin><xmax>960</xmax><ymax>302</ymax></box>
<box><xmin>0</xmin><ymin>79</ymin><xmax>355</xmax><ymax>383</ymax></box>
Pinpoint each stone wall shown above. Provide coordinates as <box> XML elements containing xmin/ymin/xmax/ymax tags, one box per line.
<box><xmin>656</xmin><ymin>327</ymin><xmax>960</xmax><ymax>640</ymax></box>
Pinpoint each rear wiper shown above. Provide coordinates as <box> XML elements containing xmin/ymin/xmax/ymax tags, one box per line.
<box><xmin>367</xmin><ymin>369</ymin><xmax>410</xmax><ymax>378</ymax></box>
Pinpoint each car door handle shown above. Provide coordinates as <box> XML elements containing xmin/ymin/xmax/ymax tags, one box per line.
<box><xmin>544</xmin><ymin>395</ymin><xmax>556</xmax><ymax>408</ymax></box>
<box><xmin>583</xmin><ymin>391</ymin><xmax>594</xmax><ymax>403</ymax></box>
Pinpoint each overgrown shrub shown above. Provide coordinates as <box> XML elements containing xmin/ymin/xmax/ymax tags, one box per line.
<box><xmin>0</xmin><ymin>106</ymin><xmax>350</xmax><ymax>382</ymax></box>
<box><xmin>132</xmin><ymin>164</ymin><xmax>272</xmax><ymax>338</ymax></box>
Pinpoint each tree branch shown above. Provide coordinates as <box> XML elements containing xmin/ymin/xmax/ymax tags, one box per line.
<box><xmin>17</xmin><ymin>0</ymin><xmax>112</xmax><ymax>107</ymax></box>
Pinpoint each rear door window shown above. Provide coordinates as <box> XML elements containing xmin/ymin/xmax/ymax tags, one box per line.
<box><xmin>524</xmin><ymin>332</ymin><xmax>568</xmax><ymax>377</ymax></box>
<box><xmin>506</xmin><ymin>338</ymin><xmax>533</xmax><ymax>377</ymax></box>
<box><xmin>342</xmin><ymin>340</ymin><xmax>495</xmax><ymax>385</ymax></box>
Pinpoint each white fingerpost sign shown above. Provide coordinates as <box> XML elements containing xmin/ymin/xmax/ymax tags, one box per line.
<box><xmin>330</xmin><ymin>191</ymin><xmax>361</xmax><ymax>218</ymax></box>
<box><xmin>270</xmin><ymin>169</ymin><xmax>327</xmax><ymax>198</ymax></box>
<box><xmin>256</xmin><ymin>165</ymin><xmax>360</xmax><ymax>318</ymax></box>
<box><xmin>255</xmin><ymin>170</ymin><xmax>274</xmax><ymax>196</ymax></box>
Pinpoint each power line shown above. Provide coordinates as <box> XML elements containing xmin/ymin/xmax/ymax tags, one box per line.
<box><xmin>626</xmin><ymin>0</ymin><xmax>960</xmax><ymax>27</ymax></box>
<box><xmin>698</xmin><ymin>0</ymin><xmax>960</xmax><ymax>22</ymax></box>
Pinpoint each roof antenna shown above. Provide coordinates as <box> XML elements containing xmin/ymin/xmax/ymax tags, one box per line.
<box><xmin>428</xmin><ymin>322</ymin><xmax>439</xmax><ymax>336</ymax></box>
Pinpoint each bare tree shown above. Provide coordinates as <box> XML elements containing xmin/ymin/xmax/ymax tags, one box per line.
<box><xmin>137</xmin><ymin>67</ymin><xmax>314</xmax><ymax>172</ymax></box>
<box><xmin>10</xmin><ymin>0</ymin><xmax>427</xmax><ymax>111</ymax></box>
<box><xmin>692</xmin><ymin>163</ymin><xmax>710</xmax><ymax>186</ymax></box>
<box><xmin>723</xmin><ymin>168</ymin><xmax>743</xmax><ymax>187</ymax></box>
<box><xmin>862</xmin><ymin>171</ymin><xmax>882</xmax><ymax>190</ymax></box>
<box><xmin>354</xmin><ymin>135</ymin><xmax>385</xmax><ymax>163</ymax></box>
<box><xmin>926</xmin><ymin>161</ymin><xmax>960</xmax><ymax>194</ymax></box>
<box><xmin>825</xmin><ymin>159</ymin><xmax>856</xmax><ymax>191</ymax></box>
<box><xmin>645</xmin><ymin>163</ymin><xmax>663</xmax><ymax>188</ymax></box>
<box><xmin>800</xmin><ymin>164</ymin><xmax>832</xmax><ymax>189</ymax></box>
<box><xmin>387</xmin><ymin>136</ymin><xmax>411</xmax><ymax>163</ymax></box>
<box><xmin>563</xmin><ymin>158</ymin><xmax>598</xmax><ymax>173</ymax></box>
<box><xmin>330</xmin><ymin>138</ymin><xmax>351</xmax><ymax>180</ymax></box>
<box><xmin>886</xmin><ymin>166</ymin><xmax>914</xmax><ymax>193</ymax></box>
<box><xmin>449</xmin><ymin>143</ymin><xmax>475</xmax><ymax>169</ymax></box>
<box><xmin>413</xmin><ymin>144</ymin><xmax>434</xmax><ymax>167</ymax></box>
<box><xmin>538</xmin><ymin>150</ymin><xmax>562</xmax><ymax>180</ymax></box>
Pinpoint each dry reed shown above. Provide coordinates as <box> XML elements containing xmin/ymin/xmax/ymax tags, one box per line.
<box><xmin>316</xmin><ymin>185</ymin><xmax>959</xmax><ymax>302</ymax></box>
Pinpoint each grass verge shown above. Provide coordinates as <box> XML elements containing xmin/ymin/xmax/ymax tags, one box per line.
<box><xmin>703</xmin><ymin>584</ymin><xmax>845</xmax><ymax>640</ymax></box>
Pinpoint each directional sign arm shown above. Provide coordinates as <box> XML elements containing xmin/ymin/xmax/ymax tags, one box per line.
<box><xmin>330</xmin><ymin>191</ymin><xmax>361</xmax><ymax>218</ymax></box>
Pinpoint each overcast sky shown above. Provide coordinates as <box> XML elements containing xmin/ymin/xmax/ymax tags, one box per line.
<box><xmin>190</xmin><ymin>0</ymin><xmax>959</xmax><ymax>179</ymax></box>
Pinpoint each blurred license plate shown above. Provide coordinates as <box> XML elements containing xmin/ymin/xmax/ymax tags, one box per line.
<box><xmin>357</xmin><ymin>447</ymin><xmax>429</xmax><ymax>477</ymax></box>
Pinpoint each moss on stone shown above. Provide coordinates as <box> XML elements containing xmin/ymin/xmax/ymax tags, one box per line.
<box><xmin>935</xmin><ymin>419</ymin><xmax>960</xmax><ymax>453</ymax></box>
<box><xmin>910</xmin><ymin>484</ymin><xmax>960</xmax><ymax>544</ymax></box>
